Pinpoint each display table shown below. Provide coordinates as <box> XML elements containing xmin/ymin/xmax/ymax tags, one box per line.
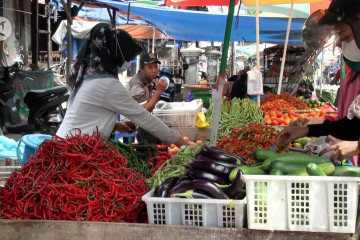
<box><xmin>173</xmin><ymin>127</ymin><xmax>211</xmax><ymax>141</ymax></box>
<box><xmin>1</xmin><ymin>220</ymin><xmax>359</xmax><ymax>240</ymax></box>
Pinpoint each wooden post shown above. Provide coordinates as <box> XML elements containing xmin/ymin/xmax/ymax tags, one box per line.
<box><xmin>31</xmin><ymin>0</ymin><xmax>39</xmax><ymax>70</ymax></box>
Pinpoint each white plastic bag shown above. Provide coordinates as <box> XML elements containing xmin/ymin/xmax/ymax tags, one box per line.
<box><xmin>304</xmin><ymin>136</ymin><xmax>333</xmax><ymax>160</ymax></box>
<box><xmin>247</xmin><ymin>68</ymin><xmax>263</xmax><ymax>95</ymax></box>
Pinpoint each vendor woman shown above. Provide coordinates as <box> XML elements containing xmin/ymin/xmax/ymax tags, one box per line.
<box><xmin>56</xmin><ymin>23</ymin><xmax>188</xmax><ymax>147</ymax></box>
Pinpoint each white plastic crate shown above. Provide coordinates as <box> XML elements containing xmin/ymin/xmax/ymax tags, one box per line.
<box><xmin>243</xmin><ymin>175</ymin><xmax>360</xmax><ymax>233</ymax></box>
<box><xmin>142</xmin><ymin>189</ymin><xmax>246</xmax><ymax>228</ymax></box>
<box><xmin>153</xmin><ymin>99</ymin><xmax>203</xmax><ymax>128</ymax></box>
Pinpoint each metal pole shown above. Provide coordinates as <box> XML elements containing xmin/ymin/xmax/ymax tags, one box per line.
<box><xmin>66</xmin><ymin>0</ymin><xmax>72</xmax><ymax>81</ymax></box>
<box><xmin>31</xmin><ymin>0</ymin><xmax>39</xmax><ymax>70</ymax></box>
<box><xmin>47</xmin><ymin>13</ymin><xmax>52</xmax><ymax>69</ymax></box>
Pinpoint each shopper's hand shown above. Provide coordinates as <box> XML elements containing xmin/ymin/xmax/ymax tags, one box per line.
<box><xmin>289</xmin><ymin>118</ymin><xmax>309</xmax><ymax>127</ymax></box>
<box><xmin>276</xmin><ymin>126</ymin><xmax>309</xmax><ymax>146</ymax></box>
<box><xmin>289</xmin><ymin>118</ymin><xmax>325</xmax><ymax>127</ymax></box>
<box><xmin>156</xmin><ymin>79</ymin><xmax>168</xmax><ymax>93</ymax></box>
<box><xmin>319</xmin><ymin>135</ymin><xmax>360</xmax><ymax>162</ymax></box>
<box><xmin>173</xmin><ymin>136</ymin><xmax>190</xmax><ymax>147</ymax></box>
<box><xmin>115</xmin><ymin>121</ymin><xmax>136</xmax><ymax>134</ymax></box>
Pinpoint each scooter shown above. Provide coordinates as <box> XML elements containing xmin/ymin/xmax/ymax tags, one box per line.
<box><xmin>0</xmin><ymin>67</ymin><xmax>69</xmax><ymax>135</ymax></box>
<box><xmin>158</xmin><ymin>67</ymin><xmax>176</xmax><ymax>102</ymax></box>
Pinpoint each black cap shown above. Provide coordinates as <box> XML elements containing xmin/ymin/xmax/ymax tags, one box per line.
<box><xmin>318</xmin><ymin>0</ymin><xmax>360</xmax><ymax>49</ymax></box>
<box><xmin>140</xmin><ymin>51</ymin><xmax>161</xmax><ymax>66</ymax></box>
<box><xmin>318</xmin><ymin>0</ymin><xmax>360</xmax><ymax>25</ymax></box>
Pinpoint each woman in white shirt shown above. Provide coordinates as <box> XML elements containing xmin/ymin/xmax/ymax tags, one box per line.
<box><xmin>57</xmin><ymin>23</ymin><xmax>187</xmax><ymax>146</ymax></box>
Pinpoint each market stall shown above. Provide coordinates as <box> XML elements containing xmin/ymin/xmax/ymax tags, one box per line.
<box><xmin>1</xmin><ymin>220</ymin><xmax>359</xmax><ymax>240</ymax></box>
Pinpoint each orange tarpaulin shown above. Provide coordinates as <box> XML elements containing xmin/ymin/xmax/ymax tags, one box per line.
<box><xmin>117</xmin><ymin>25</ymin><xmax>172</xmax><ymax>40</ymax></box>
<box><xmin>243</xmin><ymin>0</ymin><xmax>322</xmax><ymax>5</ymax></box>
<box><xmin>165</xmin><ymin>0</ymin><xmax>239</xmax><ymax>6</ymax></box>
<box><xmin>310</xmin><ymin>0</ymin><xmax>331</xmax><ymax>14</ymax></box>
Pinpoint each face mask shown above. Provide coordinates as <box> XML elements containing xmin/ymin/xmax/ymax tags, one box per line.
<box><xmin>342</xmin><ymin>39</ymin><xmax>360</xmax><ymax>62</ymax></box>
<box><xmin>118</xmin><ymin>61</ymin><xmax>130</xmax><ymax>73</ymax></box>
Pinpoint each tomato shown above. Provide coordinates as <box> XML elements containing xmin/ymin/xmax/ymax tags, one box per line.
<box><xmin>196</xmin><ymin>140</ymin><xmax>202</xmax><ymax>146</ymax></box>
<box><xmin>169</xmin><ymin>144</ymin><xmax>177</xmax><ymax>149</ymax></box>
<box><xmin>156</xmin><ymin>144</ymin><xmax>167</xmax><ymax>150</ymax></box>
<box><xmin>183</xmin><ymin>136</ymin><xmax>190</xmax><ymax>142</ymax></box>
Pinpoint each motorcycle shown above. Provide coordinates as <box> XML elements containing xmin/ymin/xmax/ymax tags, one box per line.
<box><xmin>0</xmin><ymin>67</ymin><xmax>69</xmax><ymax>135</ymax></box>
<box><xmin>158</xmin><ymin>67</ymin><xmax>176</xmax><ymax>102</ymax></box>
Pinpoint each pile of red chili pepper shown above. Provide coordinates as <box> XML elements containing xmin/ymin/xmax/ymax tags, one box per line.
<box><xmin>217</xmin><ymin>123</ymin><xmax>287</xmax><ymax>164</ymax></box>
<box><xmin>261</xmin><ymin>94</ymin><xmax>309</xmax><ymax>111</ymax></box>
<box><xmin>0</xmin><ymin>130</ymin><xmax>148</xmax><ymax>222</ymax></box>
<box><xmin>147</xmin><ymin>152</ymin><xmax>172</xmax><ymax>175</ymax></box>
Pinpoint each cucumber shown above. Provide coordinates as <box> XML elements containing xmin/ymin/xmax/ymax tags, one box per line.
<box><xmin>287</xmin><ymin>168</ymin><xmax>309</xmax><ymax>176</ymax></box>
<box><xmin>288</xmin><ymin>163</ymin><xmax>335</xmax><ymax>176</ymax></box>
<box><xmin>229</xmin><ymin>166</ymin><xmax>266</xmax><ymax>182</ymax></box>
<box><xmin>318</xmin><ymin>162</ymin><xmax>335</xmax><ymax>176</ymax></box>
<box><xmin>269</xmin><ymin>168</ymin><xmax>284</xmax><ymax>175</ymax></box>
<box><xmin>252</xmin><ymin>149</ymin><xmax>278</xmax><ymax>162</ymax></box>
<box><xmin>269</xmin><ymin>160</ymin><xmax>306</xmax><ymax>174</ymax></box>
<box><xmin>262</xmin><ymin>153</ymin><xmax>328</xmax><ymax>171</ymax></box>
<box><xmin>306</xmin><ymin>163</ymin><xmax>327</xmax><ymax>176</ymax></box>
<box><xmin>333</xmin><ymin>166</ymin><xmax>360</xmax><ymax>177</ymax></box>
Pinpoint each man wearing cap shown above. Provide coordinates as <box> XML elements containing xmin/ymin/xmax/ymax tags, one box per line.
<box><xmin>128</xmin><ymin>51</ymin><xmax>168</xmax><ymax>113</ymax></box>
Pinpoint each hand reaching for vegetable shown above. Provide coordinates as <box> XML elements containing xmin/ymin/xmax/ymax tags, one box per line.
<box><xmin>276</xmin><ymin>126</ymin><xmax>309</xmax><ymax>145</ymax></box>
<box><xmin>319</xmin><ymin>135</ymin><xmax>360</xmax><ymax>162</ymax></box>
<box><xmin>115</xmin><ymin>121</ymin><xmax>136</xmax><ymax>133</ymax></box>
<box><xmin>289</xmin><ymin>118</ymin><xmax>325</xmax><ymax>127</ymax></box>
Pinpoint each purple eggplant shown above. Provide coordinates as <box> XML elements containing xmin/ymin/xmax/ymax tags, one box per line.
<box><xmin>195</xmin><ymin>154</ymin><xmax>242</xmax><ymax>168</ymax></box>
<box><xmin>168</xmin><ymin>178</ymin><xmax>194</xmax><ymax>196</ymax></box>
<box><xmin>223</xmin><ymin>169</ymin><xmax>245</xmax><ymax>199</ymax></box>
<box><xmin>171</xmin><ymin>189</ymin><xmax>213</xmax><ymax>199</ymax></box>
<box><xmin>153</xmin><ymin>177</ymin><xmax>180</xmax><ymax>197</ymax></box>
<box><xmin>185</xmin><ymin>168</ymin><xmax>228</xmax><ymax>185</ymax></box>
<box><xmin>192</xmin><ymin>179</ymin><xmax>229</xmax><ymax>199</ymax></box>
<box><xmin>196</xmin><ymin>145</ymin><xmax>247</xmax><ymax>165</ymax></box>
<box><xmin>190</xmin><ymin>159</ymin><xmax>237</xmax><ymax>178</ymax></box>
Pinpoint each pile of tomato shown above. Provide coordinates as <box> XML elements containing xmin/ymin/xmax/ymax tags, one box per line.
<box><xmin>264</xmin><ymin>110</ymin><xmax>327</xmax><ymax>126</ymax></box>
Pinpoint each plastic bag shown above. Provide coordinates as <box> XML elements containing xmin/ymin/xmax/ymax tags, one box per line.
<box><xmin>196</xmin><ymin>112</ymin><xmax>210</xmax><ymax>128</ymax></box>
<box><xmin>247</xmin><ymin>68</ymin><xmax>263</xmax><ymax>95</ymax></box>
<box><xmin>304</xmin><ymin>136</ymin><xmax>333</xmax><ymax>160</ymax></box>
<box><xmin>0</xmin><ymin>136</ymin><xmax>18</xmax><ymax>158</ymax></box>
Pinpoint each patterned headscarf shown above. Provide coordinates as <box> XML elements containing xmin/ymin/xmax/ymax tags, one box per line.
<box><xmin>68</xmin><ymin>23</ymin><xmax>142</xmax><ymax>99</ymax></box>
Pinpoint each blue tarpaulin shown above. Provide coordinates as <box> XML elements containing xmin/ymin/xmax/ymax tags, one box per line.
<box><xmin>90</xmin><ymin>1</ymin><xmax>305</xmax><ymax>44</ymax></box>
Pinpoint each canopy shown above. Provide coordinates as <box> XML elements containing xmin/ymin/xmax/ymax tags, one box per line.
<box><xmin>165</xmin><ymin>0</ymin><xmax>239</xmax><ymax>6</ymax></box>
<box><xmin>98</xmin><ymin>2</ymin><xmax>306</xmax><ymax>44</ymax></box>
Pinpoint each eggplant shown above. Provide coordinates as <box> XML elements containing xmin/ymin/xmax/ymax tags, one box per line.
<box><xmin>195</xmin><ymin>154</ymin><xmax>242</xmax><ymax>168</ymax></box>
<box><xmin>192</xmin><ymin>179</ymin><xmax>229</xmax><ymax>199</ymax></box>
<box><xmin>223</xmin><ymin>169</ymin><xmax>245</xmax><ymax>199</ymax></box>
<box><xmin>168</xmin><ymin>178</ymin><xmax>194</xmax><ymax>197</ymax></box>
<box><xmin>153</xmin><ymin>177</ymin><xmax>180</xmax><ymax>197</ymax></box>
<box><xmin>197</xmin><ymin>145</ymin><xmax>247</xmax><ymax>165</ymax></box>
<box><xmin>185</xmin><ymin>168</ymin><xmax>228</xmax><ymax>185</ymax></box>
<box><xmin>171</xmin><ymin>189</ymin><xmax>213</xmax><ymax>199</ymax></box>
<box><xmin>190</xmin><ymin>159</ymin><xmax>237</xmax><ymax>179</ymax></box>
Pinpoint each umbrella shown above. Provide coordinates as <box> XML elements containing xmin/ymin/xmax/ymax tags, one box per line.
<box><xmin>241</xmin><ymin>1</ymin><xmax>330</xmax><ymax>18</ymax></box>
<box><xmin>243</xmin><ymin>0</ymin><xmax>328</xmax><ymax>95</ymax></box>
<box><xmin>165</xmin><ymin>0</ymin><xmax>239</xmax><ymax>6</ymax></box>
